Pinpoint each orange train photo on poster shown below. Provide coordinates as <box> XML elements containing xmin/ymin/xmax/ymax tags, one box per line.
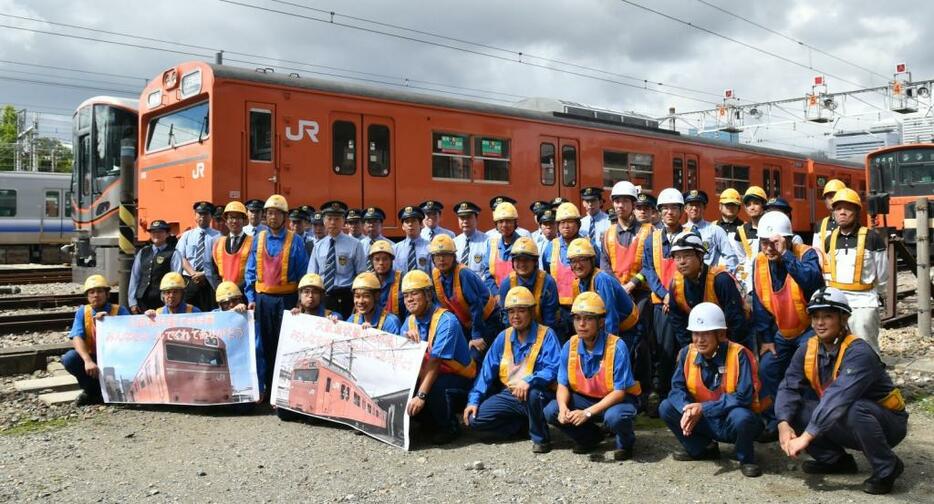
<box><xmin>287</xmin><ymin>356</ymin><xmax>388</xmax><ymax>431</ymax></box>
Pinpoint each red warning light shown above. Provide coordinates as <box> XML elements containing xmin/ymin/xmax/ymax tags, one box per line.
<box><xmin>896</xmin><ymin>63</ymin><xmax>907</xmax><ymax>73</ymax></box>
<box><xmin>814</xmin><ymin>75</ymin><xmax>824</xmax><ymax>86</ymax></box>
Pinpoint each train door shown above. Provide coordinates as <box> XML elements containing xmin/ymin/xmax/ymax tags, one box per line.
<box><xmin>558</xmin><ymin>138</ymin><xmax>580</xmax><ymax>201</ymax></box>
<box><xmin>538</xmin><ymin>136</ymin><xmax>560</xmax><ymax>201</ymax></box>
<box><xmin>672</xmin><ymin>152</ymin><xmax>699</xmax><ymax>192</ymax></box>
<box><xmin>245</xmin><ymin>102</ymin><xmax>278</xmax><ymax>198</ymax></box>
<box><xmin>325</xmin><ymin>112</ymin><xmax>363</xmax><ymax>208</ymax></box>
<box><xmin>361</xmin><ymin>116</ymin><xmax>396</xmax><ymax>229</ymax></box>
<box><xmin>39</xmin><ymin>188</ymin><xmax>64</xmax><ymax>243</ymax></box>
<box><xmin>762</xmin><ymin>164</ymin><xmax>782</xmax><ymax>198</ymax></box>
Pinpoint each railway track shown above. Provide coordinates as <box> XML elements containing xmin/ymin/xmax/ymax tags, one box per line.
<box><xmin>0</xmin><ymin>293</ymin><xmax>86</xmax><ymax>310</ymax></box>
<box><xmin>0</xmin><ymin>266</ymin><xmax>72</xmax><ymax>285</ymax></box>
<box><xmin>0</xmin><ymin>311</ymin><xmax>75</xmax><ymax>333</ymax></box>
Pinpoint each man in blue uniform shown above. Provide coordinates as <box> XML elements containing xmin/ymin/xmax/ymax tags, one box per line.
<box><xmin>360</xmin><ymin>207</ymin><xmax>388</xmax><ymax>254</ymax></box>
<box><xmin>144</xmin><ymin>272</ymin><xmax>201</xmax><ymax>317</ymax></box>
<box><xmin>289</xmin><ymin>208</ymin><xmax>315</xmax><ymax>255</ymax></box>
<box><xmin>177</xmin><ymin>201</ymin><xmax>221</xmax><ymax>311</ymax></box>
<box><xmin>530</xmin><ymin>204</ymin><xmax>557</xmax><ymax>258</ymax></box>
<box><xmin>765</xmin><ymin>197</ymin><xmax>804</xmax><ymax>245</ymax></box>
<box><xmin>633</xmin><ymin>192</ymin><xmax>660</xmax><ymax>228</ymax></box>
<box><xmin>399</xmin><ymin>270</ymin><xmax>476</xmax><ymax>445</ymax></box>
<box><xmin>243</xmin><ymin>199</ymin><xmax>265</xmax><ymax>236</ymax></box>
<box><xmin>307</xmin><ymin>200</ymin><xmax>367</xmax><ymax>319</ymax></box>
<box><xmin>393</xmin><ymin>205</ymin><xmax>431</xmax><ymax>275</ymax></box>
<box><xmin>464</xmin><ymin>286</ymin><xmax>561</xmax><ymax>453</ymax></box>
<box><xmin>128</xmin><ymin>219</ymin><xmax>182</xmax><ymax>313</ymax></box>
<box><xmin>309</xmin><ymin>210</ymin><xmax>326</xmax><ymax>246</ymax></box>
<box><xmin>496</xmin><ymin>237</ymin><xmax>559</xmax><ymax>330</ymax></box>
<box><xmin>419</xmin><ymin>200</ymin><xmax>455</xmax><ymax>241</ymax></box>
<box><xmin>452</xmin><ymin>201</ymin><xmax>493</xmax><ymax>292</ymax></box>
<box><xmin>579</xmin><ymin>186</ymin><xmax>610</xmax><ymax>263</ymax></box>
<box><xmin>347</xmin><ymin>272</ymin><xmax>401</xmax><ymax>333</ymax></box>
<box><xmin>486</xmin><ymin>195</ymin><xmax>531</xmax><ymax>238</ymax></box>
<box><xmin>345</xmin><ymin>208</ymin><xmax>364</xmax><ymax>239</ymax></box>
<box><xmin>661</xmin><ymin>303</ymin><xmax>764</xmax><ymax>477</ymax></box>
<box><xmin>682</xmin><ymin>190</ymin><xmax>738</xmax><ymax>273</ymax></box>
<box><xmin>369</xmin><ymin>239</ymin><xmax>405</xmax><ymax>320</ymax></box>
<box><xmin>776</xmin><ymin>288</ymin><xmax>907</xmax><ymax>495</ymax></box>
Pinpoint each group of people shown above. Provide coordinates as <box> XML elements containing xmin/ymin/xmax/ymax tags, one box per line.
<box><xmin>63</xmin><ymin>178</ymin><xmax>907</xmax><ymax>493</ymax></box>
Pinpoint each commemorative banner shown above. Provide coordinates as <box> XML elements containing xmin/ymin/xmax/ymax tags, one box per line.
<box><xmin>95</xmin><ymin>311</ymin><xmax>260</xmax><ymax>405</ymax></box>
<box><xmin>271</xmin><ymin>312</ymin><xmax>427</xmax><ymax>450</ymax></box>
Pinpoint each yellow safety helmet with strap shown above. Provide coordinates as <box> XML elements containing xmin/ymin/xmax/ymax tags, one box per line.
<box><xmin>215</xmin><ymin>281</ymin><xmax>243</xmax><ymax>303</ymax></box>
<box><xmin>511</xmin><ymin>236</ymin><xmax>539</xmax><ymax>257</ymax></box>
<box><xmin>264</xmin><ymin>194</ymin><xmax>289</xmax><ymax>213</ymax></box>
<box><xmin>223</xmin><ymin>201</ymin><xmax>247</xmax><ymax>217</ymax></box>
<box><xmin>831</xmin><ymin>188</ymin><xmax>862</xmax><ymax>209</ymax></box>
<box><xmin>718</xmin><ymin>188</ymin><xmax>742</xmax><ymax>206</ymax></box>
<box><xmin>743</xmin><ymin>186</ymin><xmax>768</xmax><ymax>204</ymax></box>
<box><xmin>567</xmin><ymin>237</ymin><xmax>597</xmax><ymax>259</ymax></box>
<box><xmin>401</xmin><ymin>270</ymin><xmax>432</xmax><ymax>293</ymax></box>
<box><xmin>504</xmin><ymin>286</ymin><xmax>536</xmax><ymax>309</ymax></box>
<box><xmin>571</xmin><ymin>291</ymin><xmax>607</xmax><ymax>316</ymax></box>
<box><xmin>82</xmin><ymin>274</ymin><xmax>111</xmax><ymax>293</ymax></box>
<box><xmin>428</xmin><ymin>234</ymin><xmax>457</xmax><ymax>255</ymax></box>
<box><xmin>492</xmin><ymin>202</ymin><xmax>519</xmax><ymax>222</ymax></box>
<box><xmin>352</xmin><ymin>272</ymin><xmax>381</xmax><ymax>291</ymax></box>
<box><xmin>368</xmin><ymin>239</ymin><xmax>395</xmax><ymax>258</ymax></box>
<box><xmin>555</xmin><ymin>202</ymin><xmax>581</xmax><ymax>222</ymax></box>
<box><xmin>823</xmin><ymin>178</ymin><xmax>846</xmax><ymax>197</ymax></box>
<box><xmin>160</xmin><ymin>272</ymin><xmax>185</xmax><ymax>291</ymax></box>
<box><xmin>298</xmin><ymin>273</ymin><xmax>325</xmax><ymax>291</ymax></box>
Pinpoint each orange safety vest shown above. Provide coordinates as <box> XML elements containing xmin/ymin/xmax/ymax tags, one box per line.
<box><xmin>817</xmin><ymin>216</ymin><xmax>833</xmax><ymax>256</ymax></box>
<box><xmin>683</xmin><ymin>342</ymin><xmax>765</xmax><ymax>413</ymax></box>
<box><xmin>567</xmin><ymin>334</ymin><xmax>642</xmax><ymax>399</ymax></box>
<box><xmin>651</xmin><ymin>229</ymin><xmax>678</xmax><ymax>304</ymax></box>
<box><xmin>574</xmin><ymin>269</ymin><xmax>639</xmax><ymax>333</ymax></box>
<box><xmin>499</xmin><ymin>325</ymin><xmax>548</xmax><ymax>387</ymax></box>
<box><xmin>432</xmin><ymin>265</ymin><xmax>496</xmax><ymax>329</ymax></box>
<box><xmin>488</xmin><ymin>236</ymin><xmax>514</xmax><ymax>286</ymax></box>
<box><xmin>754</xmin><ymin>244</ymin><xmax>811</xmax><ymax>339</ymax></box>
<box><xmin>82</xmin><ymin>304</ymin><xmax>121</xmax><ymax>355</ymax></box>
<box><xmin>671</xmin><ymin>265</ymin><xmax>724</xmax><ymax>315</ymax></box>
<box><xmin>803</xmin><ymin>335</ymin><xmax>904</xmax><ymax>411</ymax></box>
<box><xmin>410</xmin><ymin>308</ymin><xmax>477</xmax><ymax>379</ymax></box>
<box><xmin>549</xmin><ymin>238</ymin><xmax>577</xmax><ymax>305</ymax></box>
<box><xmin>604</xmin><ymin>223</ymin><xmax>651</xmax><ymax>284</ymax></box>
<box><xmin>827</xmin><ymin>227</ymin><xmax>873</xmax><ymax>292</ymax></box>
<box><xmin>737</xmin><ymin>224</ymin><xmax>753</xmax><ymax>258</ymax></box>
<box><xmin>255</xmin><ymin>230</ymin><xmax>298</xmax><ymax>295</ymax></box>
<box><xmin>383</xmin><ymin>271</ymin><xmax>402</xmax><ymax>317</ymax></box>
<box><xmin>212</xmin><ymin>235</ymin><xmax>254</xmax><ymax>285</ymax></box>
<box><xmin>508</xmin><ymin>270</ymin><xmax>546</xmax><ymax>323</ymax></box>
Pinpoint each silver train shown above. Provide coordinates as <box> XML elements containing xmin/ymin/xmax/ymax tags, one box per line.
<box><xmin>0</xmin><ymin>170</ymin><xmax>74</xmax><ymax>264</ymax></box>
<box><xmin>70</xmin><ymin>96</ymin><xmax>138</xmax><ymax>283</ymax></box>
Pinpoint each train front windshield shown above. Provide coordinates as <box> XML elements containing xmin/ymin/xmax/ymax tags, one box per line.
<box><xmin>165</xmin><ymin>343</ymin><xmax>225</xmax><ymax>366</ymax></box>
<box><xmin>870</xmin><ymin>148</ymin><xmax>934</xmax><ymax>197</ymax></box>
<box><xmin>293</xmin><ymin>368</ymin><xmax>320</xmax><ymax>382</ymax></box>
<box><xmin>71</xmin><ymin>104</ymin><xmax>137</xmax><ymax>208</ymax></box>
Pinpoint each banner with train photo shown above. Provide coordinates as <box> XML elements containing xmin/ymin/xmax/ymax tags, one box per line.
<box><xmin>271</xmin><ymin>312</ymin><xmax>427</xmax><ymax>450</ymax></box>
<box><xmin>95</xmin><ymin>311</ymin><xmax>260</xmax><ymax>405</ymax></box>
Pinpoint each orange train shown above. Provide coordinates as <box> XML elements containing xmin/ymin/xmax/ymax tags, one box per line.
<box><xmin>286</xmin><ymin>356</ymin><xmax>387</xmax><ymax>430</ymax></box>
<box><xmin>135</xmin><ymin>61</ymin><xmax>864</xmax><ymax>238</ymax></box>
<box><xmin>865</xmin><ymin>144</ymin><xmax>934</xmax><ymax>251</ymax></box>
<box><xmin>129</xmin><ymin>327</ymin><xmax>233</xmax><ymax>404</ymax></box>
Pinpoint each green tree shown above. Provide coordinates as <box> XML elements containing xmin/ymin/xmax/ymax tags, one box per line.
<box><xmin>0</xmin><ymin>105</ymin><xmax>17</xmax><ymax>171</ymax></box>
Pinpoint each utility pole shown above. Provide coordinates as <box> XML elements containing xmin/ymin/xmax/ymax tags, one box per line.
<box><xmin>917</xmin><ymin>198</ymin><xmax>931</xmax><ymax>339</ymax></box>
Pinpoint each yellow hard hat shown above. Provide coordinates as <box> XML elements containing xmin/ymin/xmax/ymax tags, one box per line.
<box><xmin>82</xmin><ymin>274</ymin><xmax>110</xmax><ymax>293</ymax></box>
<box><xmin>368</xmin><ymin>239</ymin><xmax>395</xmax><ymax>258</ymax></box>
<box><xmin>555</xmin><ymin>202</ymin><xmax>581</xmax><ymax>222</ymax></box>
<box><xmin>298</xmin><ymin>273</ymin><xmax>325</xmax><ymax>291</ymax></box>
<box><xmin>352</xmin><ymin>272</ymin><xmax>381</xmax><ymax>291</ymax></box>
<box><xmin>492</xmin><ymin>202</ymin><xmax>519</xmax><ymax>222</ymax></box>
<box><xmin>401</xmin><ymin>270</ymin><xmax>432</xmax><ymax>293</ymax></box>
<box><xmin>264</xmin><ymin>194</ymin><xmax>288</xmax><ymax>213</ymax></box>
<box><xmin>567</xmin><ymin>237</ymin><xmax>597</xmax><ymax>259</ymax></box>
<box><xmin>823</xmin><ymin>178</ymin><xmax>846</xmax><ymax>196</ymax></box>
<box><xmin>511</xmin><ymin>236</ymin><xmax>539</xmax><ymax>257</ymax></box>
<box><xmin>160</xmin><ymin>272</ymin><xmax>185</xmax><ymax>291</ymax></box>
<box><xmin>742</xmin><ymin>186</ymin><xmax>768</xmax><ymax>204</ymax></box>
<box><xmin>718</xmin><ymin>188</ymin><xmax>742</xmax><ymax>206</ymax></box>
<box><xmin>571</xmin><ymin>291</ymin><xmax>606</xmax><ymax>316</ymax></box>
<box><xmin>215</xmin><ymin>281</ymin><xmax>243</xmax><ymax>303</ymax></box>
<box><xmin>428</xmin><ymin>234</ymin><xmax>457</xmax><ymax>255</ymax></box>
<box><xmin>223</xmin><ymin>201</ymin><xmax>247</xmax><ymax>217</ymax></box>
<box><xmin>831</xmin><ymin>188</ymin><xmax>862</xmax><ymax>209</ymax></box>
<box><xmin>504</xmin><ymin>286</ymin><xmax>536</xmax><ymax>309</ymax></box>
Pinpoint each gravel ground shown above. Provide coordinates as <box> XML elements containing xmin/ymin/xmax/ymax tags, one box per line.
<box><xmin>0</xmin><ymin>330</ymin><xmax>70</xmax><ymax>350</ymax></box>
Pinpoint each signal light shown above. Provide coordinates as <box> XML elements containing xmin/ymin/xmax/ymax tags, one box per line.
<box><xmin>896</xmin><ymin>63</ymin><xmax>907</xmax><ymax>73</ymax></box>
<box><xmin>814</xmin><ymin>75</ymin><xmax>825</xmax><ymax>86</ymax></box>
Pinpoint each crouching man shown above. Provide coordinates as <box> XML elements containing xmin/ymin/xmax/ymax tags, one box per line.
<box><xmin>464</xmin><ymin>286</ymin><xmax>561</xmax><ymax>453</ymax></box>
<box><xmin>661</xmin><ymin>302</ymin><xmax>764</xmax><ymax>477</ymax></box>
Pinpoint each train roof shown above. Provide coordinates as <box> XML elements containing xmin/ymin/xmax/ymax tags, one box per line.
<box><xmin>76</xmin><ymin>95</ymin><xmax>138</xmax><ymax>113</ymax></box>
<box><xmin>207</xmin><ymin>63</ymin><xmax>863</xmax><ymax>170</ymax></box>
<box><xmin>867</xmin><ymin>143</ymin><xmax>934</xmax><ymax>157</ymax></box>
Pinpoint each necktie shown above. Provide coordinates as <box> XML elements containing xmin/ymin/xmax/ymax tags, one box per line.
<box><xmin>193</xmin><ymin>230</ymin><xmax>205</xmax><ymax>271</ymax></box>
<box><xmin>588</xmin><ymin>217</ymin><xmax>596</xmax><ymax>241</ymax></box>
<box><xmin>407</xmin><ymin>239</ymin><xmax>417</xmax><ymax>273</ymax></box>
<box><xmin>460</xmin><ymin>240</ymin><xmax>469</xmax><ymax>265</ymax></box>
<box><xmin>366</xmin><ymin>240</ymin><xmax>374</xmax><ymax>272</ymax></box>
<box><xmin>429</xmin><ymin>228</ymin><xmax>436</xmax><ymax>241</ymax></box>
<box><xmin>324</xmin><ymin>237</ymin><xmax>336</xmax><ymax>291</ymax></box>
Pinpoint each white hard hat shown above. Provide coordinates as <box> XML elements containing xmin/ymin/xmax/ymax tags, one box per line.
<box><xmin>687</xmin><ymin>302</ymin><xmax>727</xmax><ymax>332</ymax></box>
<box><xmin>670</xmin><ymin>231</ymin><xmax>707</xmax><ymax>254</ymax></box>
<box><xmin>807</xmin><ymin>287</ymin><xmax>852</xmax><ymax>314</ymax></box>
<box><xmin>611</xmin><ymin>181</ymin><xmax>639</xmax><ymax>200</ymax></box>
<box><xmin>758</xmin><ymin>211</ymin><xmax>793</xmax><ymax>239</ymax></box>
<box><xmin>657</xmin><ymin>187</ymin><xmax>685</xmax><ymax>208</ymax></box>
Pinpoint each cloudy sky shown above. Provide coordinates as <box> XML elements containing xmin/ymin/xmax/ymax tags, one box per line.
<box><xmin>1</xmin><ymin>0</ymin><xmax>930</xmax><ymax>154</ymax></box>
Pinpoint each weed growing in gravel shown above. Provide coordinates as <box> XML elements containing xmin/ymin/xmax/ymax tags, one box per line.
<box><xmin>911</xmin><ymin>395</ymin><xmax>934</xmax><ymax>417</ymax></box>
<box><xmin>1</xmin><ymin>417</ymin><xmax>76</xmax><ymax>436</ymax></box>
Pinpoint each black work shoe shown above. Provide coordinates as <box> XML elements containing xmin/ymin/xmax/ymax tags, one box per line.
<box><xmin>73</xmin><ymin>391</ymin><xmax>101</xmax><ymax>407</ymax></box>
<box><xmin>756</xmin><ymin>429</ymin><xmax>778</xmax><ymax>443</ymax></box>
<box><xmin>431</xmin><ymin>430</ymin><xmax>458</xmax><ymax>445</ymax></box>
<box><xmin>645</xmin><ymin>392</ymin><xmax>660</xmax><ymax>418</ymax></box>
<box><xmin>741</xmin><ymin>463</ymin><xmax>763</xmax><ymax>478</ymax></box>
<box><xmin>802</xmin><ymin>453</ymin><xmax>859</xmax><ymax>475</ymax></box>
<box><xmin>572</xmin><ymin>443</ymin><xmax>601</xmax><ymax>454</ymax></box>
<box><xmin>531</xmin><ymin>442</ymin><xmax>551</xmax><ymax>454</ymax></box>
<box><xmin>862</xmin><ymin>457</ymin><xmax>904</xmax><ymax>495</ymax></box>
<box><xmin>672</xmin><ymin>443</ymin><xmax>720</xmax><ymax>461</ymax></box>
<box><xmin>613</xmin><ymin>447</ymin><xmax>633</xmax><ymax>461</ymax></box>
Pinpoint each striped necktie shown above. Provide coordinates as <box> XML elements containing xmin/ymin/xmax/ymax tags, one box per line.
<box><xmin>460</xmin><ymin>239</ymin><xmax>469</xmax><ymax>265</ymax></box>
<box><xmin>429</xmin><ymin>228</ymin><xmax>436</xmax><ymax>241</ymax></box>
<box><xmin>588</xmin><ymin>217</ymin><xmax>596</xmax><ymax>242</ymax></box>
<box><xmin>366</xmin><ymin>240</ymin><xmax>374</xmax><ymax>272</ymax></box>
<box><xmin>407</xmin><ymin>239</ymin><xmax>417</xmax><ymax>273</ymax></box>
<box><xmin>193</xmin><ymin>229</ymin><xmax>205</xmax><ymax>271</ymax></box>
<box><xmin>324</xmin><ymin>237</ymin><xmax>336</xmax><ymax>291</ymax></box>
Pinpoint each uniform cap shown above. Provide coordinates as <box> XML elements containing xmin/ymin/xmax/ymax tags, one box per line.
<box><xmin>320</xmin><ymin>200</ymin><xmax>348</xmax><ymax>216</ymax></box>
<box><xmin>489</xmin><ymin>195</ymin><xmax>517</xmax><ymax>211</ymax></box>
<box><xmin>345</xmin><ymin>208</ymin><xmax>363</xmax><ymax>222</ymax></box>
<box><xmin>245</xmin><ymin>199</ymin><xmax>264</xmax><ymax>211</ymax></box>
<box><xmin>398</xmin><ymin>205</ymin><xmax>425</xmax><ymax>221</ymax></box>
<box><xmin>683</xmin><ymin>189</ymin><xmax>708</xmax><ymax>205</ymax></box>
<box><xmin>538</xmin><ymin>209</ymin><xmax>556</xmax><ymax>224</ymax></box>
<box><xmin>504</xmin><ymin>286</ymin><xmax>536</xmax><ymax>309</ymax></box>
<box><xmin>454</xmin><ymin>201</ymin><xmax>481</xmax><ymax>216</ymax></box>
<box><xmin>193</xmin><ymin>201</ymin><xmax>214</xmax><ymax>214</ymax></box>
<box><xmin>687</xmin><ymin>302</ymin><xmax>727</xmax><ymax>331</ymax></box>
<box><xmin>147</xmin><ymin>220</ymin><xmax>170</xmax><ymax>232</ymax></box>
<box><xmin>362</xmin><ymin>207</ymin><xmax>386</xmax><ymax>221</ymax></box>
<box><xmin>529</xmin><ymin>200</ymin><xmax>551</xmax><ymax>215</ymax></box>
<box><xmin>635</xmin><ymin>192</ymin><xmax>656</xmax><ymax>208</ymax></box>
<box><xmin>580</xmin><ymin>186</ymin><xmax>604</xmax><ymax>200</ymax></box>
<box><xmin>419</xmin><ymin>200</ymin><xmax>444</xmax><ymax>214</ymax></box>
<box><xmin>765</xmin><ymin>197</ymin><xmax>792</xmax><ymax>213</ymax></box>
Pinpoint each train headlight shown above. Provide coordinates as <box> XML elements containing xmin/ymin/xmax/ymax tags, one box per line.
<box><xmin>181</xmin><ymin>70</ymin><xmax>202</xmax><ymax>98</ymax></box>
<box><xmin>147</xmin><ymin>90</ymin><xmax>162</xmax><ymax>109</ymax></box>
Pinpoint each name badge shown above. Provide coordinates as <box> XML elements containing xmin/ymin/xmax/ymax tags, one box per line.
<box><xmin>156</xmin><ymin>256</ymin><xmax>165</xmax><ymax>264</ymax></box>
<box><xmin>338</xmin><ymin>255</ymin><xmax>348</xmax><ymax>266</ymax></box>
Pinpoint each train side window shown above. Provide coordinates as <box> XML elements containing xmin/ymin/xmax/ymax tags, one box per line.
<box><xmin>772</xmin><ymin>169</ymin><xmax>782</xmax><ymax>197</ymax></box>
<box><xmin>325</xmin><ymin>377</ymin><xmax>331</xmax><ymax>392</ymax></box>
<box><xmin>353</xmin><ymin>393</ymin><xmax>361</xmax><ymax>407</ymax></box>
<box><xmin>367</xmin><ymin>124</ymin><xmax>391</xmax><ymax>177</ymax></box>
<box><xmin>249</xmin><ymin>109</ymin><xmax>272</xmax><ymax>162</ymax></box>
<box><xmin>793</xmin><ymin>173</ymin><xmax>807</xmax><ymax>199</ymax></box>
<box><xmin>432</xmin><ymin>132</ymin><xmax>471</xmax><ymax>180</ymax></box>
<box><xmin>715</xmin><ymin>164</ymin><xmax>750</xmax><ymax>194</ymax></box>
<box><xmin>540</xmin><ymin>143</ymin><xmax>555</xmax><ymax>185</ymax></box>
<box><xmin>686</xmin><ymin>159</ymin><xmax>698</xmax><ymax>190</ymax></box>
<box><xmin>629</xmin><ymin>153</ymin><xmax>654</xmax><ymax>191</ymax></box>
<box><xmin>64</xmin><ymin>192</ymin><xmax>73</xmax><ymax>218</ymax></box>
<box><xmin>475</xmin><ymin>136</ymin><xmax>510</xmax><ymax>182</ymax></box>
<box><xmin>44</xmin><ymin>191</ymin><xmax>60</xmax><ymax>218</ymax></box>
<box><xmin>562</xmin><ymin>145</ymin><xmax>577</xmax><ymax>187</ymax></box>
<box><xmin>673</xmin><ymin>158</ymin><xmax>684</xmax><ymax>190</ymax></box>
<box><xmin>332</xmin><ymin>121</ymin><xmax>357</xmax><ymax>175</ymax></box>
<box><xmin>762</xmin><ymin>168</ymin><xmax>771</xmax><ymax>195</ymax></box>
<box><xmin>0</xmin><ymin>190</ymin><xmax>15</xmax><ymax>217</ymax></box>
<box><xmin>603</xmin><ymin>150</ymin><xmax>629</xmax><ymax>189</ymax></box>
